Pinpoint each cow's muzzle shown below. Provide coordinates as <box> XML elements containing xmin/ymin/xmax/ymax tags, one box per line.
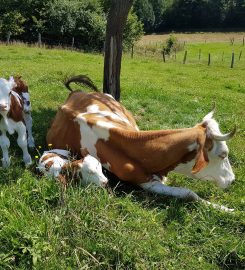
<box><xmin>0</xmin><ymin>104</ymin><xmax>7</xmax><ymax>111</ymax></box>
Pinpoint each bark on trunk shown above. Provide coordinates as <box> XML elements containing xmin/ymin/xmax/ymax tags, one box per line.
<box><xmin>103</xmin><ymin>0</ymin><xmax>133</xmax><ymax>101</ymax></box>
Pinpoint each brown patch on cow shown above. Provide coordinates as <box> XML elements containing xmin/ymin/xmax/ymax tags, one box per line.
<box><xmin>46</xmin><ymin>104</ymin><xmax>82</xmax><ymax>155</ymax></box>
<box><xmin>13</xmin><ymin>76</ymin><xmax>28</xmax><ymax>94</ymax></box>
<box><xmin>60</xmin><ymin>159</ymin><xmax>83</xmax><ymax>184</ymax></box>
<box><xmin>45</xmin><ymin>160</ymin><xmax>54</xmax><ymax>171</ymax></box>
<box><xmin>7</xmin><ymin>94</ymin><xmax>23</xmax><ymax>122</ymax></box>
<box><xmin>80</xmin><ymin>148</ymin><xmax>89</xmax><ymax>157</ymax></box>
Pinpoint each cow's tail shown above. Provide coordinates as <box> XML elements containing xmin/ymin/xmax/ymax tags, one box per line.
<box><xmin>64</xmin><ymin>75</ymin><xmax>99</xmax><ymax>92</ymax></box>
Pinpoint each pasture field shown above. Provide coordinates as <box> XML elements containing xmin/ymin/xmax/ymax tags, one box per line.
<box><xmin>0</xmin><ymin>43</ymin><xmax>244</xmax><ymax>270</ymax></box>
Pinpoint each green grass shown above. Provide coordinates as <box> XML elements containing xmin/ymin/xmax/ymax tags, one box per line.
<box><xmin>0</xmin><ymin>43</ymin><xmax>244</xmax><ymax>269</ymax></box>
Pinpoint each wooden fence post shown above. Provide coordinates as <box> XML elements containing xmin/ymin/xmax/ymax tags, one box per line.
<box><xmin>183</xmin><ymin>50</ymin><xmax>187</xmax><ymax>64</ymax></box>
<box><xmin>239</xmin><ymin>50</ymin><xmax>242</xmax><ymax>61</ymax></box>
<box><xmin>222</xmin><ymin>51</ymin><xmax>224</xmax><ymax>61</ymax></box>
<box><xmin>174</xmin><ymin>48</ymin><xmax>176</xmax><ymax>60</ymax></box>
<box><xmin>6</xmin><ymin>31</ymin><xmax>11</xmax><ymax>45</ymax></box>
<box><xmin>131</xmin><ymin>44</ymin><xmax>134</xmax><ymax>58</ymax></box>
<box><xmin>38</xmin><ymin>33</ymin><xmax>42</xmax><ymax>47</ymax></box>
<box><xmin>162</xmin><ymin>50</ymin><xmax>166</xmax><ymax>62</ymax></box>
<box><xmin>71</xmin><ymin>37</ymin><xmax>74</xmax><ymax>49</ymax></box>
<box><xmin>198</xmin><ymin>49</ymin><xmax>201</xmax><ymax>61</ymax></box>
<box><xmin>231</xmin><ymin>52</ymin><xmax>235</xmax><ymax>68</ymax></box>
<box><xmin>243</xmin><ymin>37</ymin><xmax>244</xmax><ymax>46</ymax></box>
<box><xmin>208</xmin><ymin>53</ymin><xmax>211</xmax><ymax>66</ymax></box>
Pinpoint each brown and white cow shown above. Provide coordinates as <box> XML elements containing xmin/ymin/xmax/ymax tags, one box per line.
<box><xmin>0</xmin><ymin>77</ymin><xmax>32</xmax><ymax>167</ymax></box>
<box><xmin>37</xmin><ymin>149</ymin><xmax>108</xmax><ymax>187</ymax></box>
<box><xmin>47</xmin><ymin>75</ymin><xmax>236</xmax><ymax>210</ymax></box>
<box><xmin>12</xmin><ymin>76</ymin><xmax>35</xmax><ymax>148</ymax></box>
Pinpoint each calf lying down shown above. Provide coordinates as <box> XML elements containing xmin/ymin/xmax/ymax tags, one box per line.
<box><xmin>37</xmin><ymin>149</ymin><xmax>108</xmax><ymax>187</ymax></box>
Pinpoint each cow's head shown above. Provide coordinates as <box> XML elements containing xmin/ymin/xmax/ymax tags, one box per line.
<box><xmin>78</xmin><ymin>154</ymin><xmax>108</xmax><ymax>187</ymax></box>
<box><xmin>175</xmin><ymin>107</ymin><xmax>236</xmax><ymax>188</ymax></box>
<box><xmin>0</xmin><ymin>77</ymin><xmax>16</xmax><ymax>114</ymax></box>
<box><xmin>13</xmin><ymin>76</ymin><xmax>31</xmax><ymax>113</ymax></box>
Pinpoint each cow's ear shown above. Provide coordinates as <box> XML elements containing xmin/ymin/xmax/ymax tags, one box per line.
<box><xmin>192</xmin><ymin>138</ymin><xmax>209</xmax><ymax>174</ymax></box>
<box><xmin>80</xmin><ymin>148</ymin><xmax>89</xmax><ymax>157</ymax></box>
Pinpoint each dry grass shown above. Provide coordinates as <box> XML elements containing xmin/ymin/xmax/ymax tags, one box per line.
<box><xmin>138</xmin><ymin>32</ymin><xmax>245</xmax><ymax>45</ymax></box>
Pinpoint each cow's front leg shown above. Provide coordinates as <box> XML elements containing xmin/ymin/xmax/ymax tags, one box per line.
<box><xmin>139</xmin><ymin>181</ymin><xmax>200</xmax><ymax>201</ymax></box>
<box><xmin>140</xmin><ymin>181</ymin><xmax>234</xmax><ymax>212</ymax></box>
<box><xmin>15</xmin><ymin>122</ymin><xmax>32</xmax><ymax>166</ymax></box>
<box><xmin>23</xmin><ymin>112</ymin><xmax>35</xmax><ymax>148</ymax></box>
<box><xmin>0</xmin><ymin>130</ymin><xmax>11</xmax><ymax>167</ymax></box>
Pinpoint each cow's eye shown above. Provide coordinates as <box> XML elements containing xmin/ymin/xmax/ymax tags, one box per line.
<box><xmin>218</xmin><ymin>152</ymin><xmax>228</xmax><ymax>159</ymax></box>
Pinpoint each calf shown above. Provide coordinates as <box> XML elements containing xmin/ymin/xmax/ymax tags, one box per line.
<box><xmin>37</xmin><ymin>149</ymin><xmax>108</xmax><ymax>187</ymax></box>
<box><xmin>47</xmin><ymin>75</ymin><xmax>236</xmax><ymax>211</ymax></box>
<box><xmin>0</xmin><ymin>77</ymin><xmax>32</xmax><ymax>167</ymax></box>
<box><xmin>12</xmin><ymin>76</ymin><xmax>35</xmax><ymax>148</ymax></box>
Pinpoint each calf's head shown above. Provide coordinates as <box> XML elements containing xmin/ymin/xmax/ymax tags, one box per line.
<box><xmin>0</xmin><ymin>77</ymin><xmax>16</xmax><ymax>114</ymax></box>
<box><xmin>175</xmin><ymin>108</ymin><xmax>235</xmax><ymax>189</ymax></box>
<box><xmin>77</xmin><ymin>155</ymin><xmax>108</xmax><ymax>187</ymax></box>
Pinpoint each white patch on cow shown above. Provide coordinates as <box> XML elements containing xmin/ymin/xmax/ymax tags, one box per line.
<box><xmin>105</xmin><ymin>93</ymin><xmax>115</xmax><ymax>99</ymax></box>
<box><xmin>187</xmin><ymin>142</ymin><xmax>198</xmax><ymax>151</ymax></box>
<box><xmin>0</xmin><ymin>78</ymin><xmax>13</xmax><ymax>114</ymax></box>
<box><xmin>77</xmin><ymin>155</ymin><xmax>108</xmax><ymax>187</ymax></box>
<box><xmin>140</xmin><ymin>181</ymin><xmax>199</xmax><ymax>200</ymax></box>
<box><xmin>174</xmin><ymin>154</ymin><xmax>234</xmax><ymax>189</ymax></box>
<box><xmin>0</xmin><ymin>129</ymin><xmax>10</xmax><ymax>167</ymax></box>
<box><xmin>23</xmin><ymin>113</ymin><xmax>35</xmax><ymax>148</ymax></box>
<box><xmin>75</xmin><ymin>116</ymin><xmax>110</xmax><ymax>160</ymax></box>
<box><xmin>38</xmin><ymin>153</ymin><xmax>68</xmax><ymax>178</ymax></box>
<box><xmin>44</xmin><ymin>149</ymin><xmax>70</xmax><ymax>158</ymax></box>
<box><xmin>80</xmin><ymin>104</ymin><xmax>136</xmax><ymax>128</ymax></box>
<box><xmin>22</xmin><ymin>92</ymin><xmax>31</xmax><ymax>112</ymax></box>
<box><xmin>86</xmin><ymin>104</ymin><xmax>99</xmax><ymax>113</ymax></box>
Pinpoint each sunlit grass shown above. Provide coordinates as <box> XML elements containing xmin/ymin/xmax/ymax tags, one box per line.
<box><xmin>0</xmin><ymin>43</ymin><xmax>244</xmax><ymax>269</ymax></box>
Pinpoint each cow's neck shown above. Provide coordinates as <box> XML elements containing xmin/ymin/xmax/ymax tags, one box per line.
<box><xmin>105</xmin><ymin>126</ymin><xmax>204</xmax><ymax>176</ymax></box>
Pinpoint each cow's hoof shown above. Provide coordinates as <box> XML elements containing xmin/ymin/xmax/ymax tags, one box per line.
<box><xmin>28</xmin><ymin>139</ymin><xmax>35</xmax><ymax>148</ymax></box>
<box><xmin>2</xmin><ymin>158</ymin><xmax>10</xmax><ymax>168</ymax></box>
<box><xmin>24</xmin><ymin>155</ymin><xmax>32</xmax><ymax>166</ymax></box>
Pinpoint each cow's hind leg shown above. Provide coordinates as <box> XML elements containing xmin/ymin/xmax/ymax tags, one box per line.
<box><xmin>0</xmin><ymin>130</ymin><xmax>10</xmax><ymax>167</ymax></box>
<box><xmin>15</xmin><ymin>122</ymin><xmax>32</xmax><ymax>166</ymax></box>
<box><xmin>140</xmin><ymin>181</ymin><xmax>200</xmax><ymax>201</ymax></box>
<box><xmin>23</xmin><ymin>113</ymin><xmax>35</xmax><ymax>148</ymax></box>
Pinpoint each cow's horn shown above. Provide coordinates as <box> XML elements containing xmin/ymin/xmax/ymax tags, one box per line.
<box><xmin>203</xmin><ymin>102</ymin><xmax>216</xmax><ymax>121</ymax></box>
<box><xmin>212</xmin><ymin>125</ymin><xmax>236</xmax><ymax>141</ymax></box>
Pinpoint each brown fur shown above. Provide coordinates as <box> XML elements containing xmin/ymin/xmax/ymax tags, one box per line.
<box><xmin>7</xmin><ymin>94</ymin><xmax>23</xmax><ymax>122</ymax></box>
<box><xmin>13</xmin><ymin>76</ymin><xmax>28</xmax><ymax>94</ymax></box>
<box><xmin>47</xmin><ymin>91</ymin><xmax>212</xmax><ymax>184</ymax></box>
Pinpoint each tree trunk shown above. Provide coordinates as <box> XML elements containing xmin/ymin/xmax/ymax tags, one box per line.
<box><xmin>103</xmin><ymin>0</ymin><xmax>133</xmax><ymax>101</ymax></box>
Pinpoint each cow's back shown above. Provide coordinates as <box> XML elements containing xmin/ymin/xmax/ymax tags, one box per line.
<box><xmin>46</xmin><ymin>91</ymin><xmax>138</xmax><ymax>155</ymax></box>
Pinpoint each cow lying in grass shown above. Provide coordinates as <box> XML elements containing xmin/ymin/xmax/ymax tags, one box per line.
<box><xmin>0</xmin><ymin>77</ymin><xmax>32</xmax><ymax>167</ymax></box>
<box><xmin>46</xmin><ymin>75</ymin><xmax>236</xmax><ymax>211</ymax></box>
<box><xmin>37</xmin><ymin>149</ymin><xmax>108</xmax><ymax>187</ymax></box>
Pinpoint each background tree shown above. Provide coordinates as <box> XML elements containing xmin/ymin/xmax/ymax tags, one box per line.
<box><xmin>0</xmin><ymin>11</ymin><xmax>25</xmax><ymax>44</ymax></box>
<box><xmin>103</xmin><ymin>0</ymin><xmax>134</xmax><ymax>100</ymax></box>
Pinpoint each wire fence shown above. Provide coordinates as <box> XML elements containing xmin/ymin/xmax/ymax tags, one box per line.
<box><xmin>1</xmin><ymin>37</ymin><xmax>244</xmax><ymax>69</ymax></box>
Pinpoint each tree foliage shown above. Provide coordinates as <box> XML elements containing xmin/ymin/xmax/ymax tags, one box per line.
<box><xmin>134</xmin><ymin>0</ymin><xmax>245</xmax><ymax>32</ymax></box>
<box><xmin>0</xmin><ymin>0</ymin><xmax>143</xmax><ymax>51</ymax></box>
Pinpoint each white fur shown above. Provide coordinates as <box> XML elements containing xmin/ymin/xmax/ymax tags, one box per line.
<box><xmin>77</xmin><ymin>155</ymin><xmax>108</xmax><ymax>186</ymax></box>
<box><xmin>38</xmin><ymin>150</ymin><xmax>108</xmax><ymax>187</ymax></box>
<box><xmin>0</xmin><ymin>78</ymin><xmax>32</xmax><ymax>167</ymax></box>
